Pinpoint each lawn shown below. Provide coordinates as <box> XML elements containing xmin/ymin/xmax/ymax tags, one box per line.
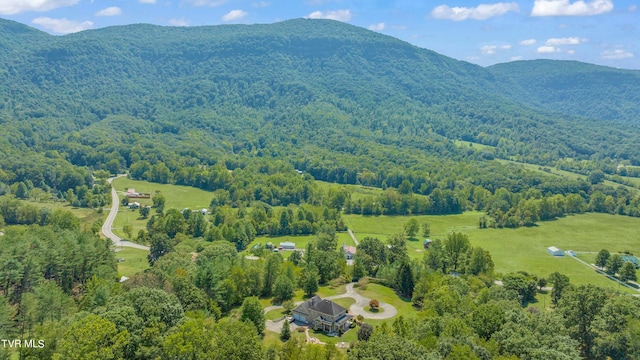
<box><xmin>112</xmin><ymin>206</ymin><xmax>150</xmax><ymax>240</ymax></box>
<box><xmin>346</xmin><ymin>211</ymin><xmax>640</xmax><ymax>290</ymax></box>
<box><xmin>244</xmin><ymin>232</ymin><xmax>356</xmax><ymax>257</ymax></box>
<box><xmin>115</xmin><ymin>247</ymin><xmax>150</xmax><ymax>278</ymax></box>
<box><xmin>354</xmin><ymin>283</ymin><xmax>416</xmax><ymax>317</ymax></box>
<box><xmin>265</xmin><ymin>308</ymin><xmax>288</xmax><ymax>321</ymax></box>
<box><xmin>331</xmin><ymin>297</ymin><xmax>355</xmax><ymax>310</ymax></box>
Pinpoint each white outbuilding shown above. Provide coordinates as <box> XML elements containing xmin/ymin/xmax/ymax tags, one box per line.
<box><xmin>547</xmin><ymin>246</ymin><xmax>564</xmax><ymax>257</ymax></box>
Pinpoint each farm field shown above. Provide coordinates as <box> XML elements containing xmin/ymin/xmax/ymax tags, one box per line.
<box><xmin>111</xmin><ymin>177</ymin><xmax>215</xmax><ymax>239</ymax></box>
<box><xmin>112</xmin><ymin>177</ymin><xmax>213</xmax><ymax>210</ymax></box>
<box><xmin>346</xmin><ymin>212</ymin><xmax>640</xmax><ymax>290</ymax></box>
<box><xmin>115</xmin><ymin>247</ymin><xmax>150</xmax><ymax>278</ymax></box>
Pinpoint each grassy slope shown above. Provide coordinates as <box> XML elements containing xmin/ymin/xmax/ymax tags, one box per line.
<box><xmin>115</xmin><ymin>247</ymin><xmax>150</xmax><ymax>278</ymax></box>
<box><xmin>346</xmin><ymin>211</ymin><xmax>640</xmax><ymax>289</ymax></box>
<box><xmin>497</xmin><ymin>159</ymin><xmax>636</xmax><ymax>191</ymax></box>
<box><xmin>111</xmin><ymin>177</ymin><xmax>214</xmax><ymax>239</ymax></box>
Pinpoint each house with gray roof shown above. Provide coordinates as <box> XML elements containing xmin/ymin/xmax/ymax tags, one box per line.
<box><xmin>292</xmin><ymin>295</ymin><xmax>353</xmax><ymax>333</ymax></box>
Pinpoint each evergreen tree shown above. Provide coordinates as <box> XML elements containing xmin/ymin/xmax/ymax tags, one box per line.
<box><xmin>396</xmin><ymin>262</ymin><xmax>414</xmax><ymax>298</ymax></box>
<box><xmin>280</xmin><ymin>319</ymin><xmax>291</xmax><ymax>341</ymax></box>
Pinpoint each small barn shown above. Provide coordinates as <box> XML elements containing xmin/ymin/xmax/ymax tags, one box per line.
<box><xmin>280</xmin><ymin>241</ymin><xmax>296</xmax><ymax>250</ymax></box>
<box><xmin>621</xmin><ymin>255</ymin><xmax>639</xmax><ymax>269</ymax></box>
<box><xmin>547</xmin><ymin>246</ymin><xmax>564</xmax><ymax>257</ymax></box>
<box><xmin>423</xmin><ymin>239</ymin><xmax>433</xmax><ymax>249</ymax></box>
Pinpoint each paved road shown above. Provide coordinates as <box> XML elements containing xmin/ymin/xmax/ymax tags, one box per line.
<box><xmin>102</xmin><ymin>175</ymin><xmax>150</xmax><ymax>251</ymax></box>
<box><xmin>347</xmin><ymin>228</ymin><xmax>359</xmax><ymax>246</ymax></box>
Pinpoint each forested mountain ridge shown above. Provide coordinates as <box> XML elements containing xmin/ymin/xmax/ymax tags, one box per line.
<box><xmin>2</xmin><ymin>17</ymin><xmax>640</xmax><ymax>210</ymax></box>
<box><xmin>2</xmin><ymin>17</ymin><xmax>640</xmax><ymax>165</ymax></box>
<box><xmin>489</xmin><ymin>60</ymin><xmax>640</xmax><ymax>124</ymax></box>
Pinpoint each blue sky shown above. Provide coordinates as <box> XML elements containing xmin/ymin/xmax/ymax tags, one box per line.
<box><xmin>1</xmin><ymin>0</ymin><xmax>638</xmax><ymax>69</ymax></box>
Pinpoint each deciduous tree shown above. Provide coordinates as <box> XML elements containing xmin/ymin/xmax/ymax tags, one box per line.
<box><xmin>240</xmin><ymin>296</ymin><xmax>265</xmax><ymax>335</ymax></box>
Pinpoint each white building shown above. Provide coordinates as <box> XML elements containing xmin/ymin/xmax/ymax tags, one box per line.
<box><xmin>547</xmin><ymin>246</ymin><xmax>564</xmax><ymax>257</ymax></box>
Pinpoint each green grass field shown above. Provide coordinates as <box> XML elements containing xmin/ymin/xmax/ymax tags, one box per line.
<box><xmin>315</xmin><ymin>180</ymin><xmax>385</xmax><ymax>202</ymax></box>
<box><xmin>454</xmin><ymin>140</ymin><xmax>496</xmax><ymax>151</ymax></box>
<box><xmin>346</xmin><ymin>211</ymin><xmax>640</xmax><ymax>290</ymax></box>
<box><xmin>112</xmin><ymin>178</ymin><xmax>214</xmax><ymax>210</ymax></box>
<box><xmin>497</xmin><ymin>159</ymin><xmax>636</xmax><ymax>191</ymax></box>
<box><xmin>111</xmin><ymin>178</ymin><xmax>215</xmax><ymax>239</ymax></box>
<box><xmin>115</xmin><ymin>247</ymin><xmax>150</xmax><ymax>278</ymax></box>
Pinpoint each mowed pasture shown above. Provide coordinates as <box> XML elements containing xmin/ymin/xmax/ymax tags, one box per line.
<box><xmin>115</xmin><ymin>247</ymin><xmax>150</xmax><ymax>278</ymax></box>
<box><xmin>111</xmin><ymin>178</ymin><xmax>214</xmax><ymax>239</ymax></box>
<box><xmin>112</xmin><ymin>177</ymin><xmax>213</xmax><ymax>210</ymax></box>
<box><xmin>345</xmin><ymin>212</ymin><xmax>640</xmax><ymax>290</ymax></box>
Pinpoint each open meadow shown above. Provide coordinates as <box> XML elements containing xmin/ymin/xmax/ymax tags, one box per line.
<box><xmin>111</xmin><ymin>177</ymin><xmax>215</xmax><ymax>239</ymax></box>
<box><xmin>115</xmin><ymin>247</ymin><xmax>150</xmax><ymax>278</ymax></box>
<box><xmin>346</xmin><ymin>211</ymin><xmax>640</xmax><ymax>290</ymax></box>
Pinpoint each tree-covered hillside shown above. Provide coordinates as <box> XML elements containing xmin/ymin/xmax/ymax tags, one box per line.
<box><xmin>2</xmin><ymin>17</ymin><xmax>640</xmax><ymax>170</ymax></box>
<box><xmin>489</xmin><ymin>60</ymin><xmax>640</xmax><ymax>125</ymax></box>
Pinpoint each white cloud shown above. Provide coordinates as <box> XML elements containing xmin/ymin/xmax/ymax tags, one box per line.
<box><xmin>253</xmin><ymin>1</ymin><xmax>270</xmax><ymax>7</ymax></box>
<box><xmin>481</xmin><ymin>44</ymin><xmax>511</xmax><ymax>55</ymax></box>
<box><xmin>169</xmin><ymin>17</ymin><xmax>189</xmax><ymax>26</ymax></box>
<box><xmin>601</xmin><ymin>49</ymin><xmax>634</xmax><ymax>59</ymax></box>
<box><xmin>222</xmin><ymin>9</ymin><xmax>247</xmax><ymax>22</ymax></box>
<box><xmin>510</xmin><ymin>56</ymin><xmax>524</xmax><ymax>60</ymax></box>
<box><xmin>32</xmin><ymin>17</ymin><xmax>93</xmax><ymax>34</ymax></box>
<box><xmin>519</xmin><ymin>39</ymin><xmax>537</xmax><ymax>45</ymax></box>
<box><xmin>545</xmin><ymin>37</ymin><xmax>586</xmax><ymax>45</ymax></box>
<box><xmin>184</xmin><ymin>0</ymin><xmax>228</xmax><ymax>6</ymax></box>
<box><xmin>565</xmin><ymin>49</ymin><xmax>576</xmax><ymax>54</ymax></box>
<box><xmin>0</xmin><ymin>0</ymin><xmax>79</xmax><ymax>15</ymax></box>
<box><xmin>537</xmin><ymin>45</ymin><xmax>560</xmax><ymax>53</ymax></box>
<box><xmin>629</xmin><ymin>5</ymin><xmax>637</xmax><ymax>12</ymax></box>
<box><xmin>368</xmin><ymin>22</ymin><xmax>385</xmax><ymax>31</ymax></box>
<box><xmin>95</xmin><ymin>6</ymin><xmax>121</xmax><ymax>17</ymax></box>
<box><xmin>531</xmin><ymin>0</ymin><xmax>613</xmax><ymax>16</ymax></box>
<box><xmin>307</xmin><ymin>9</ymin><xmax>352</xmax><ymax>21</ymax></box>
<box><xmin>481</xmin><ymin>45</ymin><xmax>498</xmax><ymax>55</ymax></box>
<box><xmin>431</xmin><ymin>2</ymin><xmax>519</xmax><ymax>21</ymax></box>
<box><xmin>139</xmin><ymin>0</ymin><xmax>156</xmax><ymax>3</ymax></box>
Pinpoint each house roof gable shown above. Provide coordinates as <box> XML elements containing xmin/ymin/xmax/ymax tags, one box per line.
<box><xmin>309</xmin><ymin>299</ymin><xmax>346</xmax><ymax>317</ymax></box>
